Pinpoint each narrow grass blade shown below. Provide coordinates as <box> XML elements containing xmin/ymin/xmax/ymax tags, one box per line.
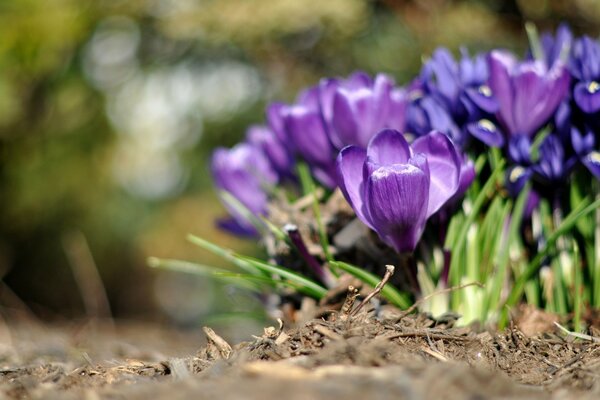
<box><xmin>483</xmin><ymin>185</ymin><xmax>529</xmax><ymax>321</ymax></box>
<box><xmin>500</xmin><ymin>197</ymin><xmax>600</xmax><ymax>326</ymax></box>
<box><xmin>235</xmin><ymin>255</ymin><xmax>328</xmax><ymax>298</ymax></box>
<box><xmin>219</xmin><ymin>190</ymin><xmax>267</xmax><ymax>236</ymax></box>
<box><xmin>573</xmin><ymin>241</ymin><xmax>583</xmax><ymax>333</ymax></box>
<box><xmin>187</xmin><ymin>234</ymin><xmax>327</xmax><ymax>299</ymax></box>
<box><xmin>330</xmin><ymin>261</ymin><xmax>412</xmax><ymax>309</ymax></box>
<box><xmin>147</xmin><ymin>257</ymin><xmax>262</xmax><ymax>292</ymax></box>
<box><xmin>297</xmin><ymin>162</ymin><xmax>333</xmax><ymax>262</ymax></box>
<box><xmin>447</xmin><ymin>159</ymin><xmax>505</xmax><ymax>291</ymax></box>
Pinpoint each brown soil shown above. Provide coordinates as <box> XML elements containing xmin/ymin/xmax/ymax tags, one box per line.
<box><xmin>1</xmin><ymin>309</ymin><xmax>600</xmax><ymax>400</ymax></box>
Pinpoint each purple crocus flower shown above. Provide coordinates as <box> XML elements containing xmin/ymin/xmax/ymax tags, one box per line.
<box><xmin>267</xmin><ymin>87</ymin><xmax>338</xmax><ymax>188</ymax></box>
<box><xmin>488</xmin><ymin>50</ymin><xmax>570</xmax><ymax>138</ymax></box>
<box><xmin>211</xmin><ymin>142</ymin><xmax>277</xmax><ymax>237</ymax></box>
<box><xmin>570</xmin><ymin>36</ymin><xmax>600</xmax><ymax>114</ymax></box>
<box><xmin>336</xmin><ymin>129</ymin><xmax>461</xmax><ymax>253</ymax></box>
<box><xmin>319</xmin><ymin>71</ymin><xmax>406</xmax><ymax>149</ymax></box>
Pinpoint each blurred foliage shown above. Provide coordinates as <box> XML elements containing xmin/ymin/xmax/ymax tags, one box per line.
<box><xmin>0</xmin><ymin>0</ymin><xmax>598</xmax><ymax>322</ymax></box>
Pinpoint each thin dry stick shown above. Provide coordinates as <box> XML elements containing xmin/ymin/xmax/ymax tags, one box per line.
<box><xmin>62</xmin><ymin>231</ymin><xmax>113</xmax><ymax>325</ymax></box>
<box><xmin>399</xmin><ymin>281</ymin><xmax>485</xmax><ymax>318</ymax></box>
<box><xmin>339</xmin><ymin>286</ymin><xmax>360</xmax><ymax>321</ymax></box>
<box><xmin>554</xmin><ymin>321</ymin><xmax>600</xmax><ymax>343</ymax></box>
<box><xmin>350</xmin><ymin>265</ymin><xmax>395</xmax><ymax>317</ymax></box>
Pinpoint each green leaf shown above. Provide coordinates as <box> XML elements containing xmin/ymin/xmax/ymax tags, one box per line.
<box><xmin>187</xmin><ymin>234</ymin><xmax>327</xmax><ymax>299</ymax></box>
<box><xmin>330</xmin><ymin>261</ymin><xmax>412</xmax><ymax>309</ymax></box>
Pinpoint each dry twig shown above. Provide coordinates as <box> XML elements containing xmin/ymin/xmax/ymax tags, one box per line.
<box><xmin>350</xmin><ymin>265</ymin><xmax>395</xmax><ymax>317</ymax></box>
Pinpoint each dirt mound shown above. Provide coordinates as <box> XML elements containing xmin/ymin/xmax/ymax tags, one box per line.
<box><xmin>1</xmin><ymin>312</ymin><xmax>599</xmax><ymax>399</ymax></box>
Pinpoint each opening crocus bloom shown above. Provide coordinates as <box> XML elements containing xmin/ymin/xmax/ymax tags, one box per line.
<box><xmin>488</xmin><ymin>50</ymin><xmax>570</xmax><ymax>138</ymax></box>
<box><xmin>336</xmin><ymin>129</ymin><xmax>461</xmax><ymax>253</ymax></box>
<box><xmin>211</xmin><ymin>142</ymin><xmax>277</xmax><ymax>237</ymax></box>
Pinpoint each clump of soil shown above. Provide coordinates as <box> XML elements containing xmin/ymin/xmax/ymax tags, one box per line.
<box><xmin>1</xmin><ymin>309</ymin><xmax>599</xmax><ymax>399</ymax></box>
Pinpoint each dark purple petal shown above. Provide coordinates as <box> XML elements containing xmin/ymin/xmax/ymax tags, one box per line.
<box><xmin>364</xmin><ymin>162</ymin><xmax>430</xmax><ymax>253</ymax></box>
<box><xmin>466</xmin><ymin>119</ymin><xmax>505</xmax><ymax>147</ymax></box>
<box><xmin>573</xmin><ymin>81</ymin><xmax>600</xmax><ymax>114</ymax></box>
<box><xmin>336</xmin><ymin>146</ymin><xmax>373</xmax><ymax>228</ymax></box>
<box><xmin>366</xmin><ymin>129</ymin><xmax>411</xmax><ymax>166</ymax></box>
<box><xmin>412</xmin><ymin>131</ymin><xmax>461</xmax><ymax>217</ymax></box>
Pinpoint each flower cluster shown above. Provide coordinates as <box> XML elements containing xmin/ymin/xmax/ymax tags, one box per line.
<box><xmin>211</xmin><ymin>24</ymin><xmax>600</xmax><ymax>255</ymax></box>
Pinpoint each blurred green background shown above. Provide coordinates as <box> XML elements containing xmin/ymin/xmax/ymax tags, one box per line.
<box><xmin>0</xmin><ymin>0</ymin><xmax>598</xmax><ymax>325</ymax></box>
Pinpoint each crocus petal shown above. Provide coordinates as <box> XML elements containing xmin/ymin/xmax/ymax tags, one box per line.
<box><xmin>488</xmin><ymin>51</ymin><xmax>517</xmax><ymax>134</ymax></box>
<box><xmin>582</xmin><ymin>151</ymin><xmax>600</xmax><ymax>180</ymax></box>
<box><xmin>311</xmin><ymin>164</ymin><xmax>338</xmax><ymax>189</ymax></box>
<box><xmin>388</xmin><ymin>87</ymin><xmax>408</xmax><ymax>132</ymax></box>
<box><xmin>513</xmin><ymin>61</ymin><xmax>570</xmax><ymax>136</ymax></box>
<box><xmin>364</xmin><ymin>163</ymin><xmax>430</xmax><ymax>253</ymax></box>
<box><xmin>573</xmin><ymin>81</ymin><xmax>600</xmax><ymax>114</ymax></box>
<box><xmin>412</xmin><ymin>131</ymin><xmax>461</xmax><ymax>217</ymax></box>
<box><xmin>429</xmin><ymin>48</ymin><xmax>460</xmax><ymax>104</ymax></box>
<box><xmin>366</xmin><ymin>129</ymin><xmax>411</xmax><ymax>165</ymax></box>
<box><xmin>336</xmin><ymin>146</ymin><xmax>373</xmax><ymax>228</ymax></box>
<box><xmin>466</xmin><ymin>119</ymin><xmax>505</xmax><ymax>147</ymax></box>
<box><xmin>246</xmin><ymin>125</ymin><xmax>294</xmax><ymax>178</ymax></box>
<box><xmin>266</xmin><ymin>102</ymin><xmax>288</xmax><ymax>143</ymax></box>
<box><xmin>285</xmin><ymin>107</ymin><xmax>332</xmax><ymax>166</ymax></box>
<box><xmin>332</xmin><ymin>89</ymin><xmax>360</xmax><ymax>146</ymax></box>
